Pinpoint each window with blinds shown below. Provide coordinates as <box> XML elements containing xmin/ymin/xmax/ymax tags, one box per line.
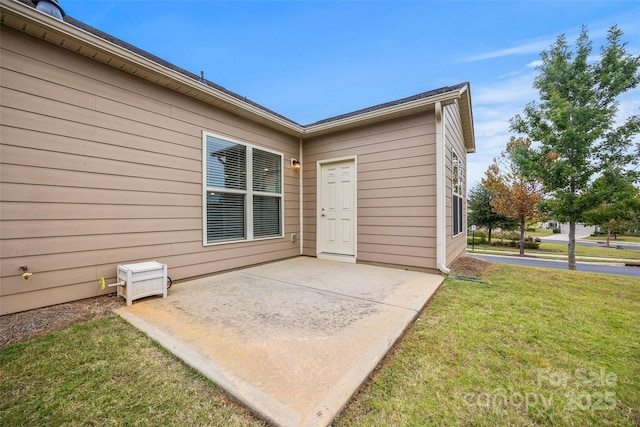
<box><xmin>203</xmin><ymin>133</ymin><xmax>283</xmax><ymax>244</ymax></box>
<box><xmin>253</xmin><ymin>149</ymin><xmax>282</xmax><ymax>238</ymax></box>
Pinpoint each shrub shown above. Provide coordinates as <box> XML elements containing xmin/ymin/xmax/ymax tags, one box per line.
<box><xmin>468</xmin><ymin>230</ymin><xmax>487</xmax><ymax>244</ymax></box>
<box><xmin>524</xmin><ymin>237</ymin><xmax>541</xmax><ymax>249</ymax></box>
<box><xmin>504</xmin><ymin>232</ymin><xmax>520</xmax><ymax>241</ymax></box>
<box><xmin>491</xmin><ymin>236</ymin><xmax>540</xmax><ymax>249</ymax></box>
<box><xmin>473</xmin><ymin>231</ymin><xmax>487</xmax><ymax>239</ymax></box>
<box><xmin>552</xmin><ymin>227</ymin><xmax>561</xmax><ymax>234</ymax></box>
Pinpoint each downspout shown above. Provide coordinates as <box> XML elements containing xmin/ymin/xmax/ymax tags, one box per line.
<box><xmin>299</xmin><ymin>137</ymin><xmax>304</xmax><ymax>255</ymax></box>
<box><xmin>435</xmin><ymin>101</ymin><xmax>451</xmax><ymax>274</ymax></box>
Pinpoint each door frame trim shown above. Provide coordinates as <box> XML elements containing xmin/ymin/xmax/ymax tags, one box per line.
<box><xmin>316</xmin><ymin>155</ymin><xmax>357</xmax><ymax>261</ymax></box>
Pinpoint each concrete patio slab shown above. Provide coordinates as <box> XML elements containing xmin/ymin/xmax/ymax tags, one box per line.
<box><xmin>115</xmin><ymin>257</ymin><xmax>443</xmax><ymax>427</ymax></box>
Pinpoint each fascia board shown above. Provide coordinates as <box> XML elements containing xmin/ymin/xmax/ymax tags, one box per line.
<box><xmin>302</xmin><ymin>91</ymin><xmax>463</xmax><ymax>138</ymax></box>
<box><xmin>457</xmin><ymin>85</ymin><xmax>476</xmax><ymax>153</ymax></box>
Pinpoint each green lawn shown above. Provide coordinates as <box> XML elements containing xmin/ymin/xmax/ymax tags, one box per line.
<box><xmin>541</xmin><ymin>242</ymin><xmax>640</xmax><ymax>260</ymax></box>
<box><xmin>471</xmin><ymin>240</ymin><xmax>640</xmax><ymax>262</ymax></box>
<box><xmin>584</xmin><ymin>235</ymin><xmax>640</xmax><ymax>244</ymax></box>
<box><xmin>336</xmin><ymin>265</ymin><xmax>640</xmax><ymax>426</ymax></box>
<box><xmin>2</xmin><ymin>264</ymin><xmax>638</xmax><ymax>426</ymax></box>
<box><xmin>525</xmin><ymin>228</ymin><xmax>555</xmax><ymax>238</ymax></box>
<box><xmin>0</xmin><ymin>316</ymin><xmax>265</xmax><ymax>426</ymax></box>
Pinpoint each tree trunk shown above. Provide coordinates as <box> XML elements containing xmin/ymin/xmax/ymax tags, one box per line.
<box><xmin>568</xmin><ymin>221</ymin><xmax>577</xmax><ymax>270</ymax></box>
<box><xmin>488</xmin><ymin>228</ymin><xmax>493</xmax><ymax>245</ymax></box>
<box><xmin>519</xmin><ymin>216</ymin><xmax>526</xmax><ymax>256</ymax></box>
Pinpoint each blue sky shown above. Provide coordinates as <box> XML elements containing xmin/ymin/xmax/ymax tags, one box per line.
<box><xmin>61</xmin><ymin>0</ymin><xmax>640</xmax><ymax>188</ymax></box>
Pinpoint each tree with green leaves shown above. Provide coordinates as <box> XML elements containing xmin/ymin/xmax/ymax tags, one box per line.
<box><xmin>584</xmin><ymin>170</ymin><xmax>640</xmax><ymax>247</ymax></box>
<box><xmin>510</xmin><ymin>26</ymin><xmax>640</xmax><ymax>270</ymax></box>
<box><xmin>467</xmin><ymin>182</ymin><xmax>515</xmax><ymax>244</ymax></box>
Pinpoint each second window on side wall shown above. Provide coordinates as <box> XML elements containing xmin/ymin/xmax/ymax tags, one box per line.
<box><xmin>203</xmin><ymin>133</ymin><xmax>283</xmax><ymax>244</ymax></box>
<box><xmin>452</xmin><ymin>152</ymin><xmax>464</xmax><ymax>236</ymax></box>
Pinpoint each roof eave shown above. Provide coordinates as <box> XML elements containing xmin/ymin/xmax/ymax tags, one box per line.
<box><xmin>1</xmin><ymin>0</ymin><xmax>305</xmax><ymax>136</ymax></box>
<box><xmin>457</xmin><ymin>84</ymin><xmax>476</xmax><ymax>153</ymax></box>
<box><xmin>1</xmin><ymin>0</ymin><xmax>476</xmax><ymax>149</ymax></box>
<box><xmin>303</xmin><ymin>91</ymin><xmax>453</xmax><ymax>138</ymax></box>
<box><xmin>305</xmin><ymin>84</ymin><xmax>476</xmax><ymax>152</ymax></box>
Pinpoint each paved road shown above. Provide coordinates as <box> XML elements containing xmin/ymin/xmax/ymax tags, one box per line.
<box><xmin>470</xmin><ymin>254</ymin><xmax>640</xmax><ymax>278</ymax></box>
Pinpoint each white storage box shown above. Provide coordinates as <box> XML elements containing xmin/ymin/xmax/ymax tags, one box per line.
<box><xmin>117</xmin><ymin>261</ymin><xmax>167</xmax><ymax>306</ymax></box>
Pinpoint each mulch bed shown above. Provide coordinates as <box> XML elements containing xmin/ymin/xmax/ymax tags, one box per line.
<box><xmin>0</xmin><ymin>294</ymin><xmax>125</xmax><ymax>348</ymax></box>
<box><xmin>448</xmin><ymin>256</ymin><xmax>490</xmax><ymax>277</ymax></box>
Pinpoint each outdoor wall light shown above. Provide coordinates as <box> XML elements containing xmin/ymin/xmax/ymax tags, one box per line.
<box><xmin>291</xmin><ymin>159</ymin><xmax>301</xmax><ymax>170</ymax></box>
<box><xmin>20</xmin><ymin>265</ymin><xmax>32</xmax><ymax>280</ymax></box>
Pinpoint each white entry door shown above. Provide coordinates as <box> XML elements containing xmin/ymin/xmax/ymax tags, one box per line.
<box><xmin>319</xmin><ymin>159</ymin><xmax>356</xmax><ymax>256</ymax></box>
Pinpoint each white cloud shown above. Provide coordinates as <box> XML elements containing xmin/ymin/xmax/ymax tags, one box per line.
<box><xmin>473</xmin><ymin>72</ymin><xmax>537</xmax><ymax>106</ymax></box>
<box><xmin>462</xmin><ymin>39</ymin><xmax>552</xmax><ymax>63</ymax></box>
<box><xmin>467</xmin><ymin>71</ymin><xmax>540</xmax><ymax>189</ymax></box>
<box><xmin>461</xmin><ymin>14</ymin><xmax>638</xmax><ymax>65</ymax></box>
<box><xmin>616</xmin><ymin>92</ymin><xmax>640</xmax><ymax>146</ymax></box>
<box><xmin>497</xmin><ymin>69</ymin><xmax>524</xmax><ymax>79</ymax></box>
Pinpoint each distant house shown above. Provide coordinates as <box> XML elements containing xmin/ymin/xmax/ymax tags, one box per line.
<box><xmin>0</xmin><ymin>0</ymin><xmax>475</xmax><ymax>314</ymax></box>
<box><xmin>539</xmin><ymin>221</ymin><xmax>596</xmax><ymax>237</ymax></box>
<box><xmin>559</xmin><ymin>223</ymin><xmax>596</xmax><ymax>237</ymax></box>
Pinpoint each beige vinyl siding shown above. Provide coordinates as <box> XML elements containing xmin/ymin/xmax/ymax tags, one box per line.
<box><xmin>303</xmin><ymin>112</ymin><xmax>437</xmax><ymax>269</ymax></box>
<box><xmin>444</xmin><ymin>101</ymin><xmax>467</xmax><ymax>265</ymax></box>
<box><xmin>0</xmin><ymin>27</ymin><xmax>300</xmax><ymax>314</ymax></box>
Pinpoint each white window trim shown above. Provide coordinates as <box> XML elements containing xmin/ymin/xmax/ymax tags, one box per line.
<box><xmin>452</xmin><ymin>150</ymin><xmax>464</xmax><ymax>237</ymax></box>
<box><xmin>202</xmin><ymin>130</ymin><xmax>284</xmax><ymax>246</ymax></box>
